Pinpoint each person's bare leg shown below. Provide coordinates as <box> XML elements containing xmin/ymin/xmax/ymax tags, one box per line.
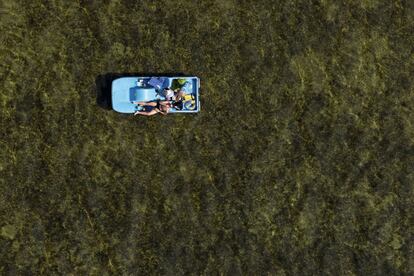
<box><xmin>134</xmin><ymin>110</ymin><xmax>158</xmax><ymax>116</ymax></box>
<box><xmin>133</xmin><ymin>101</ymin><xmax>157</xmax><ymax>106</ymax></box>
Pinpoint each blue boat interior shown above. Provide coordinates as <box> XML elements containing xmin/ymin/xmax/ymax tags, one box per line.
<box><xmin>112</xmin><ymin>77</ymin><xmax>200</xmax><ymax>113</ymax></box>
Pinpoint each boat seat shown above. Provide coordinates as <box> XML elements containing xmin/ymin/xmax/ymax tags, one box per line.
<box><xmin>129</xmin><ymin>87</ymin><xmax>158</xmax><ymax>102</ymax></box>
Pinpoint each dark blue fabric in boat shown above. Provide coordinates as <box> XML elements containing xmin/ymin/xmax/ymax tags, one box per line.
<box><xmin>148</xmin><ymin>77</ymin><xmax>168</xmax><ymax>90</ymax></box>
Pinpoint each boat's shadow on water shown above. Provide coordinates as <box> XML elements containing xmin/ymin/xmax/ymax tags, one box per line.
<box><xmin>95</xmin><ymin>72</ymin><xmax>187</xmax><ymax>110</ymax></box>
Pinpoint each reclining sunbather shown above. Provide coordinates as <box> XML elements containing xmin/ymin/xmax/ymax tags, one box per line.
<box><xmin>133</xmin><ymin>100</ymin><xmax>172</xmax><ymax>116</ymax></box>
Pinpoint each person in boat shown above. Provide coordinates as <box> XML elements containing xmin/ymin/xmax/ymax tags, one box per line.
<box><xmin>133</xmin><ymin>100</ymin><xmax>172</xmax><ymax>116</ymax></box>
<box><xmin>162</xmin><ymin>87</ymin><xmax>185</xmax><ymax>101</ymax></box>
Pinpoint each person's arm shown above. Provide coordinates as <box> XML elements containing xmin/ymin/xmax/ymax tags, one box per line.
<box><xmin>175</xmin><ymin>90</ymin><xmax>185</xmax><ymax>101</ymax></box>
<box><xmin>134</xmin><ymin>101</ymin><xmax>157</xmax><ymax>107</ymax></box>
<box><xmin>158</xmin><ymin>100</ymin><xmax>171</xmax><ymax>105</ymax></box>
<box><xmin>158</xmin><ymin>108</ymin><xmax>168</xmax><ymax>115</ymax></box>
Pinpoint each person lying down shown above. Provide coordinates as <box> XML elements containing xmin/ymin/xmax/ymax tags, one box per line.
<box><xmin>133</xmin><ymin>101</ymin><xmax>172</xmax><ymax>116</ymax></box>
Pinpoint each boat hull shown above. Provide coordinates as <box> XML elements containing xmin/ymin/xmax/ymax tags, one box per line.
<box><xmin>111</xmin><ymin>76</ymin><xmax>200</xmax><ymax>113</ymax></box>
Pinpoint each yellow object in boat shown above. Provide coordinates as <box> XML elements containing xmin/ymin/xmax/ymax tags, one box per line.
<box><xmin>183</xmin><ymin>94</ymin><xmax>194</xmax><ymax>101</ymax></box>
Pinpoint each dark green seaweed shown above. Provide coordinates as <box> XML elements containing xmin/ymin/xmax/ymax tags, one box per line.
<box><xmin>0</xmin><ymin>0</ymin><xmax>413</xmax><ymax>274</ymax></box>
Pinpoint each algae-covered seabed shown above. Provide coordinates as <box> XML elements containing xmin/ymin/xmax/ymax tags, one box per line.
<box><xmin>1</xmin><ymin>0</ymin><xmax>414</xmax><ymax>274</ymax></box>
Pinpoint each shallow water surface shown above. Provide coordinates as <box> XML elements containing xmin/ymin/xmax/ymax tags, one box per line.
<box><xmin>0</xmin><ymin>0</ymin><xmax>413</xmax><ymax>274</ymax></box>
